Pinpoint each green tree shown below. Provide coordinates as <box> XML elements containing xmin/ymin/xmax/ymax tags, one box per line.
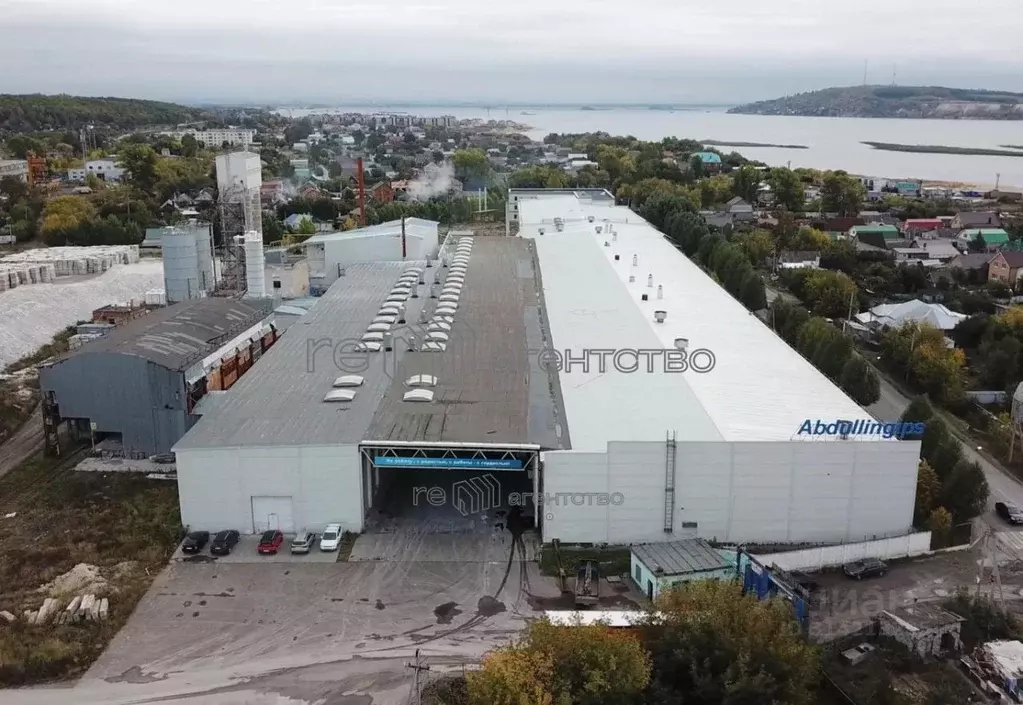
<box><xmin>839</xmin><ymin>354</ymin><xmax>881</xmax><ymax>405</ymax></box>
<box><xmin>467</xmin><ymin>619</ymin><xmax>651</xmax><ymax>705</ymax></box>
<box><xmin>39</xmin><ymin>196</ymin><xmax>97</xmax><ymax>240</ymax></box>
<box><xmin>180</xmin><ymin>133</ymin><xmax>199</xmax><ymax>158</ymax></box>
<box><xmin>731</xmin><ymin>164</ymin><xmax>760</xmax><ymax>203</ymax></box>
<box><xmin>0</xmin><ymin>176</ymin><xmax>28</xmax><ymax>202</ymax></box>
<box><xmin>262</xmin><ymin>213</ymin><xmax>285</xmax><ymax>244</ymax></box>
<box><xmin>118</xmin><ymin>144</ymin><xmax>159</xmax><ymax>193</ymax></box>
<box><xmin>740</xmin><ymin>270</ymin><xmax>767</xmax><ymax>311</ymax></box>
<box><xmin>594</xmin><ymin>144</ymin><xmax>636</xmax><ymax>185</ymax></box>
<box><xmin>297</xmin><ymin>217</ymin><xmax>317</xmax><ymax>235</ymax></box>
<box><xmin>638</xmin><ymin>193</ymin><xmax>696</xmax><ymax>230</ymax></box>
<box><xmin>914</xmin><ymin>460</ymin><xmax>941</xmax><ymax>526</ymax></box>
<box><xmin>769</xmin><ymin>167</ymin><xmax>805</xmax><ymax>211</ymax></box>
<box><xmin>733</xmin><ymin>228</ymin><xmax>775</xmax><ymax>266</ymax></box>
<box><xmin>791</xmin><ymin>226</ymin><xmax>831</xmax><ymax>251</ymax></box>
<box><xmin>940</xmin><ymin>460</ymin><xmax>989</xmax><ymax>521</ymax></box>
<box><xmin>801</xmin><ymin>269</ymin><xmax>857</xmax><ymax>318</ymax></box>
<box><xmin>820</xmin><ymin>171</ymin><xmax>866</xmax><ymax>216</ymax></box>
<box><xmin>927</xmin><ymin>506</ymin><xmax>953</xmax><ymax>544</ymax></box>
<box><xmin>452</xmin><ymin>148</ymin><xmax>490</xmax><ymax>182</ymax></box>
<box><xmin>647</xmin><ymin>580</ymin><xmax>819</xmax><ymax>705</ymax></box>
<box><xmin>699</xmin><ymin>174</ymin><xmax>734</xmax><ymax>208</ymax></box>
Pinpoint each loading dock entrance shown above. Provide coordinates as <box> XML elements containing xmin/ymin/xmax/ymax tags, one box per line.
<box><xmin>358</xmin><ymin>442</ymin><xmax>542</xmax><ymax>535</ymax></box>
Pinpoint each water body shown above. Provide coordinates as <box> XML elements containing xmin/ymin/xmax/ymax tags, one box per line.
<box><xmin>280</xmin><ymin>105</ymin><xmax>1023</xmax><ymax>187</ymax></box>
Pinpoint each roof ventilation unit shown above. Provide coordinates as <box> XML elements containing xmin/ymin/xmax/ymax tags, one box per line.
<box><xmin>411</xmin><ymin>285</ymin><xmax>420</xmax><ymax>299</ymax></box>
<box><xmin>418</xmin><ymin>308</ymin><xmax>430</xmax><ymax>324</ymax></box>
<box><xmin>418</xmin><ymin>274</ymin><xmax>425</xmax><ymax>285</ymax></box>
<box><xmin>588</xmin><ymin>215</ymin><xmax>595</xmax><ymax>223</ymax></box>
<box><xmin>641</xmin><ymin>294</ymin><xmax>649</xmax><ymax>301</ymax></box>
<box><xmin>629</xmin><ymin>275</ymin><xmax>635</xmax><ymax>283</ymax></box>
<box><xmin>632</xmin><ymin>254</ymin><xmax>638</xmax><ymax>267</ymax></box>
<box><xmin>407</xmin><ymin>334</ymin><xmax>418</xmax><ymax>351</ymax></box>
<box><xmin>674</xmin><ymin>337</ymin><xmax>688</xmax><ymax>351</ymax></box>
<box><xmin>647</xmin><ymin>274</ymin><xmax>653</xmax><ymax>287</ymax></box>
<box><xmin>657</xmin><ymin>285</ymin><xmax>664</xmax><ymax>300</ymax></box>
<box><xmin>430</xmin><ymin>285</ymin><xmax>438</xmax><ymax>298</ymax></box>
<box><xmin>654</xmin><ymin>310</ymin><xmax>667</xmax><ymax>323</ymax></box>
<box><xmin>614</xmin><ymin>254</ymin><xmax>620</xmax><ymax>261</ymax></box>
<box><xmin>612</xmin><ymin>232</ymin><xmax>618</xmax><ymax>242</ymax></box>
<box><xmin>323</xmin><ymin>389</ymin><xmax>357</xmax><ymax>403</ymax></box>
<box><xmin>384</xmin><ymin>332</ymin><xmax>393</xmax><ymax>351</ymax></box>
<box><xmin>604</xmin><ymin>241</ymin><xmax>610</xmax><ymax>247</ymax></box>
<box><xmin>403</xmin><ymin>389</ymin><xmax>435</xmax><ymax>403</ymax></box>
<box><xmin>333</xmin><ymin>375</ymin><xmax>365</xmax><ymax>388</ymax></box>
<box><xmin>406</xmin><ymin>374</ymin><xmax>438</xmax><ymax>387</ymax></box>
<box><xmin>538</xmin><ymin>228</ymin><xmax>545</xmax><ymax>236</ymax></box>
<box><xmin>596</xmin><ymin>226</ymin><xmax>603</xmax><ymax>234</ymax></box>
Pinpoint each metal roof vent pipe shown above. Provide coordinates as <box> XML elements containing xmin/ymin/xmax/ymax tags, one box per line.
<box><xmin>419</xmin><ymin>308</ymin><xmax>429</xmax><ymax>323</ymax></box>
<box><xmin>539</xmin><ymin>228</ymin><xmax>545</xmax><ymax>236</ymax></box>
<box><xmin>642</xmin><ymin>294</ymin><xmax>649</xmax><ymax>301</ymax></box>
<box><xmin>588</xmin><ymin>215</ymin><xmax>595</xmax><ymax>223</ymax></box>
<box><xmin>339</xmin><ymin>267</ymin><xmax>347</xmax><ymax>277</ymax></box>
<box><xmin>398</xmin><ymin>305</ymin><xmax>406</xmax><ymax>324</ymax></box>
<box><xmin>434</xmin><ymin>273</ymin><xmax>442</xmax><ymax>284</ymax></box>
<box><xmin>407</xmin><ymin>334</ymin><xmax>417</xmax><ymax>351</ymax></box>
<box><xmin>430</xmin><ymin>284</ymin><xmax>438</xmax><ymax>298</ymax></box>
<box><xmin>629</xmin><ymin>274</ymin><xmax>636</xmax><ymax>283</ymax></box>
<box><xmin>418</xmin><ymin>273</ymin><xmax>425</xmax><ymax>285</ymax></box>
<box><xmin>657</xmin><ymin>284</ymin><xmax>664</xmax><ymax>300</ymax></box>
<box><xmin>674</xmin><ymin>337</ymin><xmax>688</xmax><ymax>351</ymax></box>
<box><xmin>384</xmin><ymin>332</ymin><xmax>394</xmax><ymax>351</ymax></box>
<box><xmin>647</xmin><ymin>274</ymin><xmax>653</xmax><ymax>288</ymax></box>
<box><xmin>604</xmin><ymin>241</ymin><xmax>610</xmax><ymax>247</ymax></box>
<box><xmin>412</xmin><ymin>284</ymin><xmax>420</xmax><ymax>299</ymax></box>
<box><xmin>632</xmin><ymin>254</ymin><xmax>638</xmax><ymax>267</ymax></box>
<box><xmin>426</xmin><ymin>258</ymin><xmax>433</xmax><ymax>268</ymax></box>
<box><xmin>612</xmin><ymin>232</ymin><xmax>617</xmax><ymax>242</ymax></box>
<box><xmin>654</xmin><ymin>310</ymin><xmax>667</xmax><ymax>323</ymax></box>
<box><xmin>596</xmin><ymin>225</ymin><xmax>603</xmax><ymax>234</ymax></box>
<box><xmin>614</xmin><ymin>254</ymin><xmax>620</xmax><ymax>261</ymax></box>
<box><xmin>442</xmin><ymin>256</ymin><xmax>448</xmax><ymax>267</ymax></box>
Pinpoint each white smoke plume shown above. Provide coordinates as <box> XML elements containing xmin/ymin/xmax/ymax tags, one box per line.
<box><xmin>406</xmin><ymin>162</ymin><xmax>456</xmax><ymax>201</ymax></box>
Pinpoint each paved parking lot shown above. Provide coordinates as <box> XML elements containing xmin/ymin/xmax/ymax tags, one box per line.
<box><xmin>171</xmin><ymin>534</ymin><xmax>342</xmax><ymax>564</ymax></box>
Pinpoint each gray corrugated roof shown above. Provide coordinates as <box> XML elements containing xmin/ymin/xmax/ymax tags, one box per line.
<box><xmin>631</xmin><ymin>538</ymin><xmax>730</xmax><ymax>576</ymax></box>
<box><xmin>175</xmin><ymin>238</ymin><xmax>568</xmax><ymax>451</ymax></box>
<box><xmin>48</xmin><ymin>297</ymin><xmax>272</xmax><ymax>372</ymax></box>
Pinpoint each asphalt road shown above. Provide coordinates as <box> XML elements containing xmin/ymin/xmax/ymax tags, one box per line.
<box><xmin>867</xmin><ymin>370</ymin><xmax>1023</xmax><ymax>521</ymax></box>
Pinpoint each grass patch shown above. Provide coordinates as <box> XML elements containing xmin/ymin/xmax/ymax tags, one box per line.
<box><xmin>337</xmin><ymin>531</ymin><xmax>358</xmax><ymax>562</ymax></box>
<box><xmin>0</xmin><ymin>449</ymin><xmax>182</xmax><ymax>686</ymax></box>
<box><xmin>538</xmin><ymin>544</ymin><xmax>632</xmax><ymax>577</ymax></box>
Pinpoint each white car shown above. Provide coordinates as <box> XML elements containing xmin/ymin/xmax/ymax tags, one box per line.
<box><xmin>319</xmin><ymin>524</ymin><xmax>342</xmax><ymax>552</ymax></box>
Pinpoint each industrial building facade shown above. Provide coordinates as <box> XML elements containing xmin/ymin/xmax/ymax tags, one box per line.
<box><xmin>40</xmin><ymin>298</ymin><xmax>276</xmax><ymax>456</ymax></box>
<box><xmin>173</xmin><ymin>195</ymin><xmax>920</xmax><ymax>546</ymax></box>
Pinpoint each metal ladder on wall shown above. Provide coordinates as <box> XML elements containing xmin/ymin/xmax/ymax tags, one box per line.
<box><xmin>664</xmin><ymin>431</ymin><xmax>677</xmax><ymax>533</ymax></box>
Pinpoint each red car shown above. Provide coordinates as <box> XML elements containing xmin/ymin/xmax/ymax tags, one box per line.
<box><xmin>257</xmin><ymin>530</ymin><xmax>284</xmax><ymax>555</ymax></box>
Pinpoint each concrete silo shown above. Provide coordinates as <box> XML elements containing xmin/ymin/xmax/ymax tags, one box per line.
<box><xmin>163</xmin><ymin>230</ymin><xmax>201</xmax><ymax>303</ymax></box>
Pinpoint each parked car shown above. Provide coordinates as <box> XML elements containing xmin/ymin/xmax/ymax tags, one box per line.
<box><xmin>788</xmin><ymin>570</ymin><xmax>820</xmax><ymax>593</ymax></box>
<box><xmin>319</xmin><ymin>524</ymin><xmax>342</xmax><ymax>552</ymax></box>
<box><xmin>843</xmin><ymin>558</ymin><xmax>888</xmax><ymax>580</ymax></box>
<box><xmin>290</xmin><ymin>531</ymin><xmax>317</xmax><ymax>555</ymax></box>
<box><xmin>181</xmin><ymin>530</ymin><xmax>210</xmax><ymax>554</ymax></box>
<box><xmin>996</xmin><ymin>502</ymin><xmax>1023</xmax><ymax>525</ymax></box>
<box><xmin>257</xmin><ymin>530</ymin><xmax>284</xmax><ymax>555</ymax></box>
<box><xmin>210</xmin><ymin>530</ymin><xmax>240</xmax><ymax>556</ymax></box>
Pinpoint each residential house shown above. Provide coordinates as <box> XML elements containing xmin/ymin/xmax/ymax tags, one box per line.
<box><xmin>261</xmin><ymin>181</ymin><xmax>287</xmax><ymax>206</ymax></box>
<box><xmin>854</xmin><ymin>299</ymin><xmax>966</xmax><ymax>334</ymax></box>
<box><xmin>284</xmin><ymin>213</ymin><xmax>315</xmax><ymax>231</ymax></box>
<box><xmin>903</xmin><ymin>218</ymin><xmax>944</xmax><ymax>235</ymax></box>
<box><xmin>988</xmin><ymin>251</ymin><xmax>1023</xmax><ymax>287</ymax></box>
<box><xmin>959</xmin><ymin>228</ymin><xmax>1010</xmax><ymax>250</ymax></box>
<box><xmin>80</xmin><ymin>158</ymin><xmax>124</xmax><ymax>182</ymax></box>
<box><xmin>951</xmin><ymin>211</ymin><xmax>1000</xmax><ymax>230</ymax></box>
<box><xmin>692</xmin><ymin>152</ymin><xmax>723</xmax><ymax>173</ymax></box>
<box><xmin>946</xmin><ymin>252</ymin><xmax>993</xmax><ymax>280</ymax></box>
<box><xmin>725</xmin><ymin>197</ymin><xmax>754</xmax><ymax>222</ymax></box>
<box><xmin>777</xmin><ymin>251</ymin><xmax>821</xmax><ymax>270</ymax></box>
<box><xmin>0</xmin><ymin>159</ymin><xmax>29</xmax><ymax>182</ymax></box>
<box><xmin>194</xmin><ymin>189</ymin><xmax>215</xmax><ymax>206</ymax></box>
<box><xmin>298</xmin><ymin>182</ymin><xmax>325</xmax><ymax>201</ymax></box>
<box><xmin>630</xmin><ymin>539</ymin><xmax>735</xmax><ymax>601</ymax></box>
<box><xmin>850</xmin><ymin>224</ymin><xmax>902</xmax><ymax>249</ymax></box>
<box><xmin>911</xmin><ymin>239</ymin><xmax>960</xmax><ymax>262</ymax></box>
<box><xmin>371</xmin><ymin>182</ymin><xmax>395</xmax><ymax>204</ymax></box>
<box><xmin>700</xmin><ymin>211</ymin><xmax>733</xmax><ymax>230</ymax></box>
<box><xmin>338</xmin><ymin>155</ymin><xmax>361</xmax><ymax>178</ymax></box>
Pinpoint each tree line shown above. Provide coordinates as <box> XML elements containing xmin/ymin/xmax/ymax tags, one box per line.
<box><xmin>0</xmin><ymin>94</ymin><xmax>212</xmax><ymax>133</ymax></box>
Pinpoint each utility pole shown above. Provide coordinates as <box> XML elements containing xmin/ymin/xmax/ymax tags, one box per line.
<box><xmin>976</xmin><ymin>529</ymin><xmax>1007</xmax><ymax>614</ymax></box>
<box><xmin>405</xmin><ymin>649</ymin><xmax>430</xmax><ymax>705</ymax></box>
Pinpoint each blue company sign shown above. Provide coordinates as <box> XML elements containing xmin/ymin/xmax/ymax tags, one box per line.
<box><xmin>373</xmin><ymin>456</ymin><xmax>523</xmax><ymax>470</ymax></box>
<box><xmin>797</xmin><ymin>419</ymin><xmax>925</xmax><ymax>439</ymax></box>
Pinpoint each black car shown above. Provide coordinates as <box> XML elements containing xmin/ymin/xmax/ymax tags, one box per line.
<box><xmin>210</xmin><ymin>530</ymin><xmax>240</xmax><ymax>555</ymax></box>
<box><xmin>843</xmin><ymin>558</ymin><xmax>888</xmax><ymax>580</ymax></box>
<box><xmin>996</xmin><ymin>502</ymin><xmax>1023</xmax><ymax>525</ymax></box>
<box><xmin>181</xmin><ymin>531</ymin><xmax>210</xmax><ymax>554</ymax></box>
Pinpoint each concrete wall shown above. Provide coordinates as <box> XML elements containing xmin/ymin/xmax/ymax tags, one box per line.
<box><xmin>39</xmin><ymin>353</ymin><xmax>187</xmax><ymax>455</ymax></box>
<box><xmin>630</xmin><ymin>553</ymin><xmax>736</xmax><ymax>601</ymax></box>
<box><xmin>316</xmin><ymin>234</ymin><xmax>425</xmax><ymax>286</ymax></box>
<box><xmin>175</xmin><ymin>444</ymin><xmax>363</xmax><ymax>534</ymax></box>
<box><xmin>542</xmin><ymin>439</ymin><xmax>920</xmax><ymax>545</ymax></box>
<box><xmin>755</xmin><ymin>532</ymin><xmax>933</xmax><ymax>571</ymax></box>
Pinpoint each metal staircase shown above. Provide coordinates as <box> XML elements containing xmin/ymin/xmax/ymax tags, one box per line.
<box><xmin>664</xmin><ymin>431</ymin><xmax>677</xmax><ymax>533</ymax></box>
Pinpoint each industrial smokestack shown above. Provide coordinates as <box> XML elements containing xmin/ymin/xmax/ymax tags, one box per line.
<box><xmin>401</xmin><ymin>217</ymin><xmax>407</xmax><ymax>260</ymax></box>
<box><xmin>356</xmin><ymin>157</ymin><xmax>366</xmax><ymax>226</ymax></box>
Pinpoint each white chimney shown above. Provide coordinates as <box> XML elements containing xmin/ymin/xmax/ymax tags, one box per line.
<box><xmin>419</xmin><ymin>308</ymin><xmax>429</xmax><ymax>323</ymax></box>
<box><xmin>588</xmin><ymin>215</ymin><xmax>595</xmax><ymax>223</ymax></box>
<box><xmin>384</xmin><ymin>332</ymin><xmax>394</xmax><ymax>351</ymax></box>
<box><xmin>426</xmin><ymin>258</ymin><xmax>433</xmax><ymax>268</ymax></box>
<box><xmin>632</xmin><ymin>254</ymin><xmax>638</xmax><ymax>267</ymax></box>
<box><xmin>604</xmin><ymin>241</ymin><xmax>610</xmax><ymax>247</ymax></box>
<box><xmin>411</xmin><ymin>284</ymin><xmax>420</xmax><ymax>298</ymax></box>
<box><xmin>629</xmin><ymin>274</ymin><xmax>636</xmax><ymax>283</ymax></box>
<box><xmin>647</xmin><ymin>274</ymin><xmax>653</xmax><ymax>287</ymax></box>
<box><xmin>418</xmin><ymin>274</ymin><xmax>425</xmax><ymax>285</ymax></box>
<box><xmin>596</xmin><ymin>225</ymin><xmax>603</xmax><ymax>234</ymax></box>
<box><xmin>612</xmin><ymin>232</ymin><xmax>618</xmax><ymax>242</ymax></box>
<box><xmin>657</xmin><ymin>285</ymin><xmax>663</xmax><ymax>300</ymax></box>
<box><xmin>430</xmin><ymin>285</ymin><xmax>438</xmax><ymax>298</ymax></box>
<box><xmin>674</xmin><ymin>337</ymin><xmax>689</xmax><ymax>351</ymax></box>
<box><xmin>654</xmin><ymin>310</ymin><xmax>667</xmax><ymax>323</ymax></box>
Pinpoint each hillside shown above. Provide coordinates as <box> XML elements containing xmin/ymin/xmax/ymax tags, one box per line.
<box><xmin>728</xmin><ymin>85</ymin><xmax>1023</xmax><ymax>120</ymax></box>
<box><xmin>0</xmin><ymin>94</ymin><xmax>213</xmax><ymax>133</ymax></box>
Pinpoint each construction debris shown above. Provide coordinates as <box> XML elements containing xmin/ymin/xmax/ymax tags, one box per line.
<box><xmin>9</xmin><ymin>593</ymin><xmax>114</xmax><ymax>626</ymax></box>
<box><xmin>0</xmin><ymin>611</ymin><xmax>15</xmax><ymax>624</ymax></box>
<box><xmin>39</xmin><ymin>563</ymin><xmax>108</xmax><ymax>598</ymax></box>
<box><xmin>967</xmin><ymin>640</ymin><xmax>1023</xmax><ymax>701</ymax></box>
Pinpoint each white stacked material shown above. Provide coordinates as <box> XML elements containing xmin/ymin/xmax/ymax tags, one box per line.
<box><xmin>144</xmin><ymin>289</ymin><xmax>167</xmax><ymax>306</ymax></box>
<box><xmin>0</xmin><ymin>246</ymin><xmax>141</xmax><ymax>289</ymax></box>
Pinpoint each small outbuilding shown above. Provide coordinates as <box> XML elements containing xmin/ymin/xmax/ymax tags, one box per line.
<box><xmin>876</xmin><ymin>603</ymin><xmax>964</xmax><ymax>658</ymax></box>
<box><xmin>630</xmin><ymin>538</ymin><xmax>735</xmax><ymax>601</ymax></box>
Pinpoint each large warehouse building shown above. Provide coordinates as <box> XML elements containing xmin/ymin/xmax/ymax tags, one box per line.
<box><xmin>173</xmin><ymin>194</ymin><xmax>920</xmax><ymax>545</ymax></box>
<box><xmin>40</xmin><ymin>297</ymin><xmax>275</xmax><ymax>455</ymax></box>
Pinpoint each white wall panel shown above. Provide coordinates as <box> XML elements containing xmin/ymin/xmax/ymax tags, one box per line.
<box><xmin>607</xmin><ymin>442</ymin><xmax>668</xmax><ymax>543</ymax></box>
<box><xmin>177</xmin><ymin>444</ymin><xmax>362</xmax><ymax>534</ymax></box>
<box><xmin>542</xmin><ymin>452</ymin><xmax>611</xmax><ymax>543</ymax></box>
<box><xmin>674</xmin><ymin>442</ymin><xmax>732</xmax><ymax>540</ymax></box>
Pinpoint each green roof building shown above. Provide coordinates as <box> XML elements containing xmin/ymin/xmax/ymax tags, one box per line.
<box><xmin>960</xmin><ymin>228</ymin><xmax>1010</xmax><ymax>246</ymax></box>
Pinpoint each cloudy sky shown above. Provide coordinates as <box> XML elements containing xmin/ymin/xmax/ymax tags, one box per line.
<box><xmin>1</xmin><ymin>0</ymin><xmax>1021</xmax><ymax>105</ymax></box>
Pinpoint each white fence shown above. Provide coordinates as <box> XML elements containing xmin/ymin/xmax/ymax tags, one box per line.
<box><xmin>755</xmin><ymin>532</ymin><xmax>932</xmax><ymax>572</ymax></box>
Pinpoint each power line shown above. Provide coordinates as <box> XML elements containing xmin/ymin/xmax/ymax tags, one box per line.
<box><xmin>405</xmin><ymin>649</ymin><xmax>430</xmax><ymax>705</ymax></box>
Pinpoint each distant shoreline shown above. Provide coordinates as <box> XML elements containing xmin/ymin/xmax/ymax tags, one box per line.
<box><xmin>862</xmin><ymin>141</ymin><xmax>1023</xmax><ymax>157</ymax></box>
<box><xmin>702</xmin><ymin>139</ymin><xmax>809</xmax><ymax>150</ymax></box>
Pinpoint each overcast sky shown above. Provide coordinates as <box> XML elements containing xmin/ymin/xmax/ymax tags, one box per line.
<box><xmin>1</xmin><ymin>0</ymin><xmax>1021</xmax><ymax>105</ymax></box>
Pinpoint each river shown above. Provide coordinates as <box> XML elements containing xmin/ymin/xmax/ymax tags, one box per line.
<box><xmin>277</xmin><ymin>105</ymin><xmax>1023</xmax><ymax>188</ymax></box>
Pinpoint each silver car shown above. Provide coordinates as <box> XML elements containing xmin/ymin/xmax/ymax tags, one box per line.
<box><xmin>290</xmin><ymin>531</ymin><xmax>316</xmax><ymax>555</ymax></box>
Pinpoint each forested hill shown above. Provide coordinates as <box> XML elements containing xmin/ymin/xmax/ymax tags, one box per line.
<box><xmin>728</xmin><ymin>85</ymin><xmax>1023</xmax><ymax>120</ymax></box>
<box><xmin>0</xmin><ymin>94</ymin><xmax>212</xmax><ymax>133</ymax></box>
